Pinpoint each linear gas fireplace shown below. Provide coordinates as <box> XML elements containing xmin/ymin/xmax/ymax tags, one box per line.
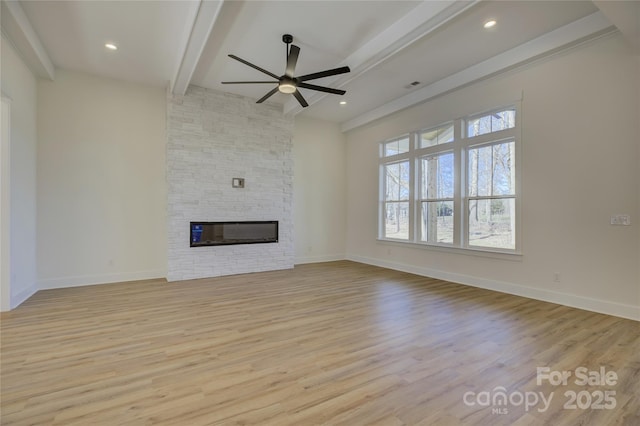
<box><xmin>190</xmin><ymin>221</ymin><xmax>278</xmax><ymax>247</ymax></box>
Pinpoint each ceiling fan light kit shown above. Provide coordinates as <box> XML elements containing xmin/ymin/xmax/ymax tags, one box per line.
<box><xmin>221</xmin><ymin>34</ymin><xmax>350</xmax><ymax>107</ymax></box>
<box><xmin>278</xmin><ymin>79</ymin><xmax>297</xmax><ymax>94</ymax></box>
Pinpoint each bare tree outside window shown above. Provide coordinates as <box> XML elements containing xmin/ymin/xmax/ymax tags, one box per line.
<box><xmin>468</xmin><ymin>141</ymin><xmax>515</xmax><ymax>249</ymax></box>
<box><xmin>420</xmin><ymin>151</ymin><xmax>454</xmax><ymax>244</ymax></box>
<box><xmin>383</xmin><ymin>161</ymin><xmax>410</xmax><ymax>239</ymax></box>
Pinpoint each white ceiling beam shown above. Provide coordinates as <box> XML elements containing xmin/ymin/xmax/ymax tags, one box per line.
<box><xmin>171</xmin><ymin>0</ymin><xmax>224</xmax><ymax>95</ymax></box>
<box><xmin>1</xmin><ymin>0</ymin><xmax>55</xmax><ymax>80</ymax></box>
<box><xmin>283</xmin><ymin>0</ymin><xmax>479</xmax><ymax>116</ymax></box>
<box><xmin>592</xmin><ymin>0</ymin><xmax>640</xmax><ymax>52</ymax></box>
<box><xmin>341</xmin><ymin>11</ymin><xmax>615</xmax><ymax>133</ymax></box>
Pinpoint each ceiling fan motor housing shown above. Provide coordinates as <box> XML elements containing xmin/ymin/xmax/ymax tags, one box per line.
<box><xmin>278</xmin><ymin>76</ymin><xmax>297</xmax><ymax>94</ymax></box>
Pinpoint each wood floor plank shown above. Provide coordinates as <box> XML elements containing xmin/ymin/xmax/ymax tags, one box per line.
<box><xmin>1</xmin><ymin>261</ymin><xmax>638</xmax><ymax>425</ymax></box>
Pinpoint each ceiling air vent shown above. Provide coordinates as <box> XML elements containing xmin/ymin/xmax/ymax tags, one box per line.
<box><xmin>404</xmin><ymin>81</ymin><xmax>421</xmax><ymax>89</ymax></box>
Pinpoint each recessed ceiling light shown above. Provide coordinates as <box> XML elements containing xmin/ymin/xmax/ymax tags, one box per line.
<box><xmin>484</xmin><ymin>20</ymin><xmax>497</xmax><ymax>29</ymax></box>
<box><xmin>105</xmin><ymin>43</ymin><xmax>118</xmax><ymax>51</ymax></box>
<box><xmin>339</xmin><ymin>100</ymin><xmax>347</xmax><ymax>105</ymax></box>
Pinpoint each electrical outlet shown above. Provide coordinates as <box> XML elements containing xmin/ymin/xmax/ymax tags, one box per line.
<box><xmin>610</xmin><ymin>214</ymin><xmax>631</xmax><ymax>226</ymax></box>
<box><xmin>553</xmin><ymin>272</ymin><xmax>561</xmax><ymax>283</ymax></box>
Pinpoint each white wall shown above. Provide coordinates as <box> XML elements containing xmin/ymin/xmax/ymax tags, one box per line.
<box><xmin>1</xmin><ymin>96</ymin><xmax>10</xmax><ymax>310</ymax></box>
<box><xmin>293</xmin><ymin>116</ymin><xmax>347</xmax><ymax>263</ymax></box>
<box><xmin>37</xmin><ymin>69</ymin><xmax>166</xmax><ymax>289</ymax></box>
<box><xmin>0</xmin><ymin>36</ymin><xmax>38</xmax><ymax>310</ymax></box>
<box><xmin>345</xmin><ymin>33</ymin><xmax>640</xmax><ymax>320</ymax></box>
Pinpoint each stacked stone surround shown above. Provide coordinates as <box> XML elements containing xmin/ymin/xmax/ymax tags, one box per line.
<box><xmin>166</xmin><ymin>86</ymin><xmax>294</xmax><ymax>281</ymax></box>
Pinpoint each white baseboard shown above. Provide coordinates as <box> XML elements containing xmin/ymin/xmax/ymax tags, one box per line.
<box><xmin>346</xmin><ymin>254</ymin><xmax>640</xmax><ymax>322</ymax></box>
<box><xmin>295</xmin><ymin>254</ymin><xmax>346</xmax><ymax>265</ymax></box>
<box><xmin>38</xmin><ymin>269</ymin><xmax>166</xmax><ymax>290</ymax></box>
<box><xmin>8</xmin><ymin>284</ymin><xmax>38</xmax><ymax>310</ymax></box>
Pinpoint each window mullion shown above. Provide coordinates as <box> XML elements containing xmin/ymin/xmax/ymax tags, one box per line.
<box><xmin>379</xmin><ymin>165</ymin><xmax>384</xmax><ymax>239</ymax></box>
<box><xmin>468</xmin><ymin>195</ymin><xmax>515</xmax><ymax>200</ymax></box>
<box><xmin>453</xmin><ymin>118</ymin><xmax>464</xmax><ymax>247</ymax></box>
<box><xmin>409</xmin><ymin>134</ymin><xmax>416</xmax><ymax>242</ymax></box>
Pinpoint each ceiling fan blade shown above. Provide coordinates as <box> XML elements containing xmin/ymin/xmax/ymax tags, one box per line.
<box><xmin>222</xmin><ymin>81</ymin><xmax>277</xmax><ymax>84</ymax></box>
<box><xmin>298</xmin><ymin>82</ymin><xmax>346</xmax><ymax>95</ymax></box>
<box><xmin>228</xmin><ymin>54</ymin><xmax>279</xmax><ymax>80</ymax></box>
<box><xmin>256</xmin><ymin>87</ymin><xmax>279</xmax><ymax>104</ymax></box>
<box><xmin>293</xmin><ymin>90</ymin><xmax>308</xmax><ymax>108</ymax></box>
<box><xmin>285</xmin><ymin>45</ymin><xmax>300</xmax><ymax>77</ymax></box>
<box><xmin>298</xmin><ymin>66</ymin><xmax>351</xmax><ymax>82</ymax></box>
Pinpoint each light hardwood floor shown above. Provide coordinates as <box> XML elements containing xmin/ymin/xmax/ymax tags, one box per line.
<box><xmin>1</xmin><ymin>261</ymin><xmax>638</xmax><ymax>425</ymax></box>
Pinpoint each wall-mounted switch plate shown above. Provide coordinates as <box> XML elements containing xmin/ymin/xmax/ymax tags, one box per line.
<box><xmin>232</xmin><ymin>178</ymin><xmax>245</xmax><ymax>188</ymax></box>
<box><xmin>610</xmin><ymin>214</ymin><xmax>631</xmax><ymax>226</ymax></box>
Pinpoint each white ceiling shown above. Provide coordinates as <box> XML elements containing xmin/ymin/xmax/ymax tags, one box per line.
<box><xmin>5</xmin><ymin>0</ymin><xmax>638</xmax><ymax>130</ymax></box>
<box><xmin>190</xmin><ymin>1</ymin><xmax>422</xmax><ymax>104</ymax></box>
<box><xmin>17</xmin><ymin>0</ymin><xmax>199</xmax><ymax>86</ymax></box>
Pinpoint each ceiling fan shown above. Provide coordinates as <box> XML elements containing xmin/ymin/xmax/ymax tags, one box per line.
<box><xmin>222</xmin><ymin>34</ymin><xmax>350</xmax><ymax>108</ymax></box>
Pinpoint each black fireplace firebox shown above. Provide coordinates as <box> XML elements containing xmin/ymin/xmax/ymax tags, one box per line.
<box><xmin>190</xmin><ymin>221</ymin><xmax>278</xmax><ymax>247</ymax></box>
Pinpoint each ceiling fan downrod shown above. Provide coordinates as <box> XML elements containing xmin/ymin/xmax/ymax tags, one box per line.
<box><xmin>283</xmin><ymin>33</ymin><xmax>293</xmax><ymax>58</ymax></box>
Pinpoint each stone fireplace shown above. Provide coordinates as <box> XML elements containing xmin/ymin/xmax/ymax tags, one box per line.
<box><xmin>166</xmin><ymin>87</ymin><xmax>294</xmax><ymax>281</ymax></box>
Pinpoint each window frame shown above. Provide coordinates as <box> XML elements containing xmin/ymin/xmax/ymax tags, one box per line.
<box><xmin>416</xmin><ymin>149</ymin><xmax>456</xmax><ymax>245</ymax></box>
<box><xmin>378</xmin><ymin>104</ymin><xmax>522</xmax><ymax>255</ymax></box>
<box><xmin>380</xmin><ymin>158</ymin><xmax>411</xmax><ymax>241</ymax></box>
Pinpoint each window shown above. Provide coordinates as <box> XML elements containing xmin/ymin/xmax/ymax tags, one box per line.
<box><xmin>468</xmin><ymin>141</ymin><xmax>516</xmax><ymax>249</ymax></box>
<box><xmin>382</xmin><ymin>161</ymin><xmax>410</xmax><ymax>240</ymax></box>
<box><xmin>467</xmin><ymin>108</ymin><xmax>515</xmax><ymax>137</ymax></box>
<box><xmin>419</xmin><ymin>151</ymin><xmax>454</xmax><ymax>244</ymax></box>
<box><xmin>382</xmin><ymin>136</ymin><xmax>410</xmax><ymax>157</ymax></box>
<box><xmin>380</xmin><ymin>136</ymin><xmax>411</xmax><ymax>240</ymax></box>
<box><xmin>419</xmin><ymin>123</ymin><xmax>453</xmax><ymax>147</ymax></box>
<box><xmin>379</xmin><ymin>106</ymin><xmax>520</xmax><ymax>253</ymax></box>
